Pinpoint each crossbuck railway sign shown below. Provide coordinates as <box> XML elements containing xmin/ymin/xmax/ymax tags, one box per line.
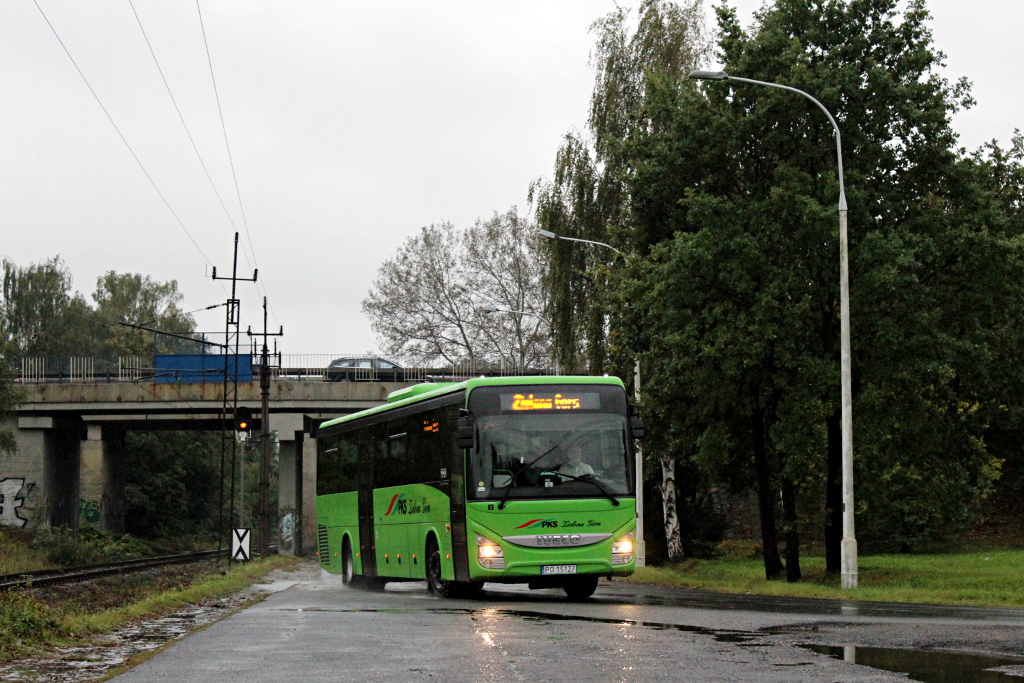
<box><xmin>231</xmin><ymin>528</ymin><xmax>251</xmax><ymax>561</ymax></box>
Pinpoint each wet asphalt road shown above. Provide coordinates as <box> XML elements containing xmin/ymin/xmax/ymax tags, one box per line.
<box><xmin>111</xmin><ymin>565</ymin><xmax>1024</xmax><ymax>682</ymax></box>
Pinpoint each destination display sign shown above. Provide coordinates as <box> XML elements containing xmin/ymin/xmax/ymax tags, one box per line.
<box><xmin>500</xmin><ymin>392</ymin><xmax>600</xmax><ymax>412</ymax></box>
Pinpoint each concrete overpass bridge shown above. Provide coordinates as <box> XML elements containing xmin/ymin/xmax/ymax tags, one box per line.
<box><xmin>2</xmin><ymin>377</ymin><xmax>411</xmax><ymax>556</ymax></box>
<box><xmin>2</xmin><ymin>353</ymin><xmax>556</xmax><ymax>555</ymax></box>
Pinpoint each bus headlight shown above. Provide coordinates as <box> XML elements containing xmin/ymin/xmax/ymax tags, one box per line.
<box><xmin>476</xmin><ymin>534</ymin><xmax>505</xmax><ymax>569</ymax></box>
<box><xmin>611</xmin><ymin>532</ymin><xmax>634</xmax><ymax>565</ymax></box>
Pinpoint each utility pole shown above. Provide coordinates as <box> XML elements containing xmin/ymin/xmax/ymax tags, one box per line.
<box><xmin>248</xmin><ymin>297</ymin><xmax>282</xmax><ymax>559</ymax></box>
<box><xmin>213</xmin><ymin>232</ymin><xmax>257</xmax><ymax>567</ymax></box>
<box><xmin>634</xmin><ymin>359</ymin><xmax>645</xmax><ymax>567</ymax></box>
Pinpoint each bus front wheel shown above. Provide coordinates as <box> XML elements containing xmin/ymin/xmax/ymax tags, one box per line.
<box><xmin>426</xmin><ymin>536</ymin><xmax>448</xmax><ymax>596</ymax></box>
<box><xmin>563</xmin><ymin>576</ymin><xmax>599</xmax><ymax>600</ymax></box>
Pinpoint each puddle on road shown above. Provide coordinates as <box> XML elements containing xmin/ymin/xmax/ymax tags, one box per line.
<box><xmin>800</xmin><ymin>644</ymin><xmax>1024</xmax><ymax>682</ymax></box>
<box><xmin>593</xmin><ymin>585</ymin><xmax>1024</xmax><ymax>622</ymax></box>
<box><xmin>282</xmin><ymin>605</ymin><xmax>1024</xmax><ymax>680</ymax></box>
<box><xmin>276</xmin><ymin>606</ymin><xmax>759</xmax><ymax>644</ymax></box>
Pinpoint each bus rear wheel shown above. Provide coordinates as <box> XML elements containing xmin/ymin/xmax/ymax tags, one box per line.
<box><xmin>342</xmin><ymin>538</ymin><xmax>356</xmax><ymax>586</ymax></box>
<box><xmin>563</xmin><ymin>576</ymin><xmax>599</xmax><ymax>600</ymax></box>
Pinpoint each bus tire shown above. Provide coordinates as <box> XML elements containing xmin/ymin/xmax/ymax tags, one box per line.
<box><xmin>342</xmin><ymin>537</ymin><xmax>356</xmax><ymax>587</ymax></box>
<box><xmin>563</xmin><ymin>576</ymin><xmax>599</xmax><ymax>600</ymax></box>
<box><xmin>426</xmin><ymin>535</ymin><xmax>449</xmax><ymax>597</ymax></box>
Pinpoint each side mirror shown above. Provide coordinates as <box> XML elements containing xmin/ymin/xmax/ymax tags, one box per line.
<box><xmin>457</xmin><ymin>414</ymin><xmax>475</xmax><ymax>450</ymax></box>
<box><xmin>628</xmin><ymin>406</ymin><xmax>644</xmax><ymax>440</ymax></box>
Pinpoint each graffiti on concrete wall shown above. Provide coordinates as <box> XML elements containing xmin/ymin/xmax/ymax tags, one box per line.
<box><xmin>0</xmin><ymin>477</ymin><xmax>32</xmax><ymax>528</ymax></box>
<box><xmin>80</xmin><ymin>498</ymin><xmax>101</xmax><ymax>525</ymax></box>
<box><xmin>279</xmin><ymin>512</ymin><xmax>294</xmax><ymax>553</ymax></box>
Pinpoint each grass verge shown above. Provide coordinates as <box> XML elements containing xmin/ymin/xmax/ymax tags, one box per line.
<box><xmin>627</xmin><ymin>550</ymin><xmax>1024</xmax><ymax>608</ymax></box>
<box><xmin>0</xmin><ymin>529</ymin><xmax>52</xmax><ymax>575</ymax></box>
<box><xmin>0</xmin><ymin>555</ymin><xmax>298</xmax><ymax>661</ymax></box>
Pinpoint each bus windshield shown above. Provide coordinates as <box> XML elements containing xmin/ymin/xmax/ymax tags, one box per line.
<box><xmin>466</xmin><ymin>384</ymin><xmax>633</xmax><ymax>501</ymax></box>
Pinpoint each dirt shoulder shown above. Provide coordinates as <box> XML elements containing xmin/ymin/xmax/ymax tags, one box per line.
<box><xmin>0</xmin><ymin>556</ymin><xmax>310</xmax><ymax>682</ymax></box>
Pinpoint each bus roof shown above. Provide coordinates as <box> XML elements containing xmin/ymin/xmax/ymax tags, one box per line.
<box><xmin>317</xmin><ymin>375</ymin><xmax>626</xmax><ymax>432</ymax></box>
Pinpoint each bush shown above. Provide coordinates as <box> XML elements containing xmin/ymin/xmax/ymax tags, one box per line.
<box><xmin>0</xmin><ymin>591</ymin><xmax>65</xmax><ymax>649</ymax></box>
<box><xmin>30</xmin><ymin>526</ymin><xmax>150</xmax><ymax>567</ymax></box>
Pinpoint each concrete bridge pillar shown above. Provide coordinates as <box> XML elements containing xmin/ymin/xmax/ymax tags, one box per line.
<box><xmin>277</xmin><ymin>435</ymin><xmax>298</xmax><ymax>556</ymax></box>
<box><xmin>3</xmin><ymin>415</ymin><xmax>82</xmax><ymax>531</ymax></box>
<box><xmin>300</xmin><ymin>432</ymin><xmax>316</xmax><ymax>556</ymax></box>
<box><xmin>274</xmin><ymin>415</ymin><xmax>318</xmax><ymax>557</ymax></box>
<box><xmin>78</xmin><ymin>424</ymin><xmax>126</xmax><ymax>533</ymax></box>
<box><xmin>101</xmin><ymin>426</ymin><xmax>126</xmax><ymax>534</ymax></box>
<box><xmin>79</xmin><ymin>425</ymin><xmax>103</xmax><ymax>527</ymax></box>
<box><xmin>44</xmin><ymin>419</ymin><xmax>82</xmax><ymax>531</ymax></box>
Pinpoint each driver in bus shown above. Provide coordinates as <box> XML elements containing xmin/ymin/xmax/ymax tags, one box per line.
<box><xmin>559</xmin><ymin>444</ymin><xmax>594</xmax><ymax>479</ymax></box>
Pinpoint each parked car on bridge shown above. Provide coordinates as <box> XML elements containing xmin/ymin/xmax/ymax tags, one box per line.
<box><xmin>326</xmin><ymin>357</ymin><xmax>406</xmax><ymax>382</ymax></box>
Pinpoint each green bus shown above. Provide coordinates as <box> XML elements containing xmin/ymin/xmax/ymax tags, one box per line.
<box><xmin>315</xmin><ymin>375</ymin><xmax>642</xmax><ymax>599</ymax></box>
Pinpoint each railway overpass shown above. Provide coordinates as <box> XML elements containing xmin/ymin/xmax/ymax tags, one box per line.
<box><xmin>1</xmin><ymin>378</ymin><xmax>409</xmax><ymax>556</ymax></box>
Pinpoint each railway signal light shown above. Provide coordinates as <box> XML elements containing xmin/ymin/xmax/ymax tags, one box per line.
<box><xmin>234</xmin><ymin>407</ymin><xmax>253</xmax><ymax>432</ymax></box>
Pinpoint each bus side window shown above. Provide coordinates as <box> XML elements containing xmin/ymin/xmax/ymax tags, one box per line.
<box><xmin>384</xmin><ymin>431</ymin><xmax>408</xmax><ymax>488</ymax></box>
<box><xmin>337</xmin><ymin>434</ymin><xmax>359</xmax><ymax>492</ymax></box>
<box><xmin>358</xmin><ymin>435</ymin><xmax>375</xmax><ymax>491</ymax></box>
<box><xmin>317</xmin><ymin>437</ymin><xmax>341</xmax><ymax>495</ymax></box>
<box><xmin>409</xmin><ymin>408</ymin><xmax>444</xmax><ymax>483</ymax></box>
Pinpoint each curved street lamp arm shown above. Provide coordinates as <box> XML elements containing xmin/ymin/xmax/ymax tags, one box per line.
<box><xmin>722</xmin><ymin>75</ymin><xmax>847</xmax><ymax>211</ymax></box>
<box><xmin>538</xmin><ymin>230</ymin><xmax>624</xmax><ymax>256</ymax></box>
<box><xmin>484</xmin><ymin>307</ymin><xmax>551</xmax><ymax>327</ymax></box>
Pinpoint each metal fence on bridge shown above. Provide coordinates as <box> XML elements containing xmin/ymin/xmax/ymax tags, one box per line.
<box><xmin>12</xmin><ymin>353</ymin><xmax>559</xmax><ymax>384</ymax></box>
<box><xmin>18</xmin><ymin>356</ymin><xmax>148</xmax><ymax>383</ymax></box>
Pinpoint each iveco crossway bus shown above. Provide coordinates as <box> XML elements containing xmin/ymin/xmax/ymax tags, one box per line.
<box><xmin>315</xmin><ymin>376</ymin><xmax>642</xmax><ymax>599</ymax></box>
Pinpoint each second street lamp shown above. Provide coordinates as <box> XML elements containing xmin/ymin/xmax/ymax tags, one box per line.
<box><xmin>688</xmin><ymin>69</ymin><xmax>858</xmax><ymax>589</ymax></box>
<box><xmin>537</xmin><ymin>229</ymin><xmax>645</xmax><ymax>567</ymax></box>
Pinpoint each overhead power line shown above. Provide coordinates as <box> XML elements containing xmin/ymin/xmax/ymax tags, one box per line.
<box><xmin>32</xmin><ymin>0</ymin><xmax>215</xmax><ymax>269</ymax></box>
<box><xmin>193</xmin><ymin>2</ymin><xmax>277</xmax><ymax>315</ymax></box>
<box><xmin>127</xmin><ymin>0</ymin><xmax>242</xmax><ymax>238</ymax></box>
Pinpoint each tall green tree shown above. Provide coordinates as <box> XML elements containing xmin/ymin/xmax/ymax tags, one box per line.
<box><xmin>92</xmin><ymin>272</ymin><xmax>195</xmax><ymax>356</ymax></box>
<box><xmin>0</xmin><ymin>258</ymin><xmax>196</xmax><ymax>358</ymax></box>
<box><xmin>533</xmin><ymin>0</ymin><xmax>707</xmax><ymax>562</ymax></box>
<box><xmin>613</xmin><ymin>0</ymin><xmax>1023</xmax><ymax>579</ymax></box>
<box><xmin>0</xmin><ymin>343</ymin><xmax>22</xmax><ymax>455</ymax></box>
<box><xmin>1</xmin><ymin>257</ymin><xmax>99</xmax><ymax>357</ymax></box>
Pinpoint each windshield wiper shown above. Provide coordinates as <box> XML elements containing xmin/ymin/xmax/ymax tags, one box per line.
<box><xmin>550</xmin><ymin>472</ymin><xmax>620</xmax><ymax>506</ymax></box>
<box><xmin>497</xmin><ymin>442</ymin><xmax>562</xmax><ymax>510</ymax></box>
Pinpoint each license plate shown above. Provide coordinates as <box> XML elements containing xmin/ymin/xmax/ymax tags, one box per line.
<box><xmin>541</xmin><ymin>564</ymin><xmax>577</xmax><ymax>575</ymax></box>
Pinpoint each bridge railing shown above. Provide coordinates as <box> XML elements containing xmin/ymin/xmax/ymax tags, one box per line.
<box><xmin>13</xmin><ymin>354</ymin><xmax>561</xmax><ymax>384</ymax></box>
<box><xmin>14</xmin><ymin>356</ymin><xmax>151</xmax><ymax>383</ymax></box>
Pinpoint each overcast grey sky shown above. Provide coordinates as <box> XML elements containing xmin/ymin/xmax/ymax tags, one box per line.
<box><xmin>2</xmin><ymin>1</ymin><xmax>1020</xmax><ymax>356</ymax></box>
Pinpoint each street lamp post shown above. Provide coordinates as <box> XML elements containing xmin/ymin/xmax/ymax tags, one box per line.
<box><xmin>537</xmin><ymin>229</ymin><xmax>645</xmax><ymax>568</ymax></box>
<box><xmin>688</xmin><ymin>69</ymin><xmax>857</xmax><ymax>588</ymax></box>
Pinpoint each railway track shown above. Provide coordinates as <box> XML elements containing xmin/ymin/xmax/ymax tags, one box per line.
<box><xmin>0</xmin><ymin>547</ymin><xmax>275</xmax><ymax>591</ymax></box>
